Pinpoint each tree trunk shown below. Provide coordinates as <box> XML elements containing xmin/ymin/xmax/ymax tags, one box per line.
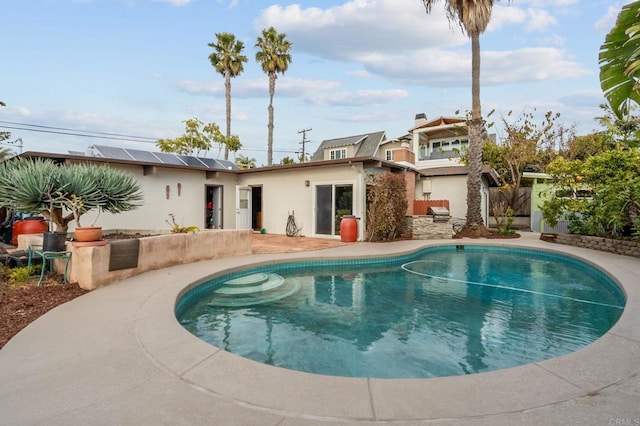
<box><xmin>267</xmin><ymin>74</ymin><xmax>276</xmax><ymax>166</ymax></box>
<box><xmin>462</xmin><ymin>32</ymin><xmax>489</xmax><ymax>236</ymax></box>
<box><xmin>224</xmin><ymin>72</ymin><xmax>231</xmax><ymax>161</ymax></box>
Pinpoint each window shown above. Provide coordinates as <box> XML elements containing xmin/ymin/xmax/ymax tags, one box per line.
<box><xmin>330</xmin><ymin>148</ymin><xmax>346</xmax><ymax>160</ymax></box>
<box><xmin>386</xmin><ymin>150</ymin><xmax>393</xmax><ymax>161</ymax></box>
<box><xmin>428</xmin><ymin>138</ymin><xmax>468</xmax><ymax>159</ymax></box>
<box><xmin>419</xmin><ymin>144</ymin><xmax>428</xmax><ymax>161</ymax></box>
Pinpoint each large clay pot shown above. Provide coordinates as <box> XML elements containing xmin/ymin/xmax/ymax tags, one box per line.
<box><xmin>74</xmin><ymin>226</ymin><xmax>103</xmax><ymax>242</ymax></box>
<box><xmin>11</xmin><ymin>217</ymin><xmax>48</xmax><ymax>246</ymax></box>
<box><xmin>339</xmin><ymin>215</ymin><xmax>358</xmax><ymax>243</ymax></box>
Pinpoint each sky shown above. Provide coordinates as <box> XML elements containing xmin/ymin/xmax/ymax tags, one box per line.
<box><xmin>0</xmin><ymin>0</ymin><xmax>625</xmax><ymax>166</ymax></box>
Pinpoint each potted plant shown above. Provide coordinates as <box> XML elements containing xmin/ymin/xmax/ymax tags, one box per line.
<box><xmin>0</xmin><ymin>158</ymin><xmax>143</xmax><ymax>249</ymax></box>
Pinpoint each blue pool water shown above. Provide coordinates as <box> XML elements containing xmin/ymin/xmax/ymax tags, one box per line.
<box><xmin>176</xmin><ymin>246</ymin><xmax>625</xmax><ymax>379</ymax></box>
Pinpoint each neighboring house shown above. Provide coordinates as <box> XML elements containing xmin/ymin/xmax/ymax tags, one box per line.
<box><xmin>311</xmin><ymin>114</ymin><xmax>498</xmax><ymax>224</ymax></box>
<box><xmin>310</xmin><ymin>131</ymin><xmax>386</xmax><ymax>162</ymax></box>
<box><xmin>524</xmin><ymin>171</ymin><xmax>572</xmax><ymax>233</ymax></box>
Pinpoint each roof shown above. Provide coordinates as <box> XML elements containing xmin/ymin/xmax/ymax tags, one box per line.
<box><xmin>83</xmin><ymin>145</ymin><xmax>238</xmax><ymax>170</ymax></box>
<box><xmin>412</xmin><ymin>116</ymin><xmax>466</xmax><ymax>131</ymax></box>
<box><xmin>311</xmin><ymin>131</ymin><xmax>386</xmax><ymax>161</ymax></box>
<box><xmin>18</xmin><ymin>148</ymin><xmax>415</xmax><ymax>177</ymax></box>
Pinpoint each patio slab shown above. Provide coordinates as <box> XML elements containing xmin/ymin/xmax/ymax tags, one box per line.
<box><xmin>1</xmin><ymin>233</ymin><xmax>639</xmax><ymax>424</ymax></box>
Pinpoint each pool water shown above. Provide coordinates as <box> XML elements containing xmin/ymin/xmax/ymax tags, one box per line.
<box><xmin>176</xmin><ymin>246</ymin><xmax>625</xmax><ymax>379</ymax></box>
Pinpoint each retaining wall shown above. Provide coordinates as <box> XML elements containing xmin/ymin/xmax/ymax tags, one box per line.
<box><xmin>554</xmin><ymin>233</ymin><xmax>640</xmax><ymax>258</ymax></box>
<box><xmin>18</xmin><ymin>229</ymin><xmax>253</xmax><ymax>290</ymax></box>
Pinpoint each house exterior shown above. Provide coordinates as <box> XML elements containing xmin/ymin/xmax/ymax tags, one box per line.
<box><xmin>12</xmin><ymin>113</ymin><xmax>496</xmax><ymax>242</ymax></box>
<box><xmin>19</xmin><ymin>145</ymin><xmax>417</xmax><ymax>242</ymax></box>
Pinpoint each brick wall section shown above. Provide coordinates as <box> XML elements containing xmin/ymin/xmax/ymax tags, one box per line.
<box><xmin>554</xmin><ymin>233</ymin><xmax>640</xmax><ymax>258</ymax></box>
<box><xmin>403</xmin><ymin>216</ymin><xmax>454</xmax><ymax>239</ymax></box>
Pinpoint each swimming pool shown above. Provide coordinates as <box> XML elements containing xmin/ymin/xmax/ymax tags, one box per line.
<box><xmin>176</xmin><ymin>245</ymin><xmax>625</xmax><ymax>379</ymax></box>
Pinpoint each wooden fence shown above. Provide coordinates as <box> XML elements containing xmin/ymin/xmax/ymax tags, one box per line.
<box><xmin>488</xmin><ymin>187</ymin><xmax>531</xmax><ymax>216</ymax></box>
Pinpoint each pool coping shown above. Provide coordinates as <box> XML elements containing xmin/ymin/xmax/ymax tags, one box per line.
<box><xmin>1</xmin><ymin>233</ymin><xmax>638</xmax><ymax>424</ymax></box>
<box><xmin>137</xmin><ymin>236</ymin><xmax>640</xmax><ymax>422</ymax></box>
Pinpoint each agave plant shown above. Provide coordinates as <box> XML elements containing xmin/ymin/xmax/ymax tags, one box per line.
<box><xmin>0</xmin><ymin>158</ymin><xmax>143</xmax><ymax>232</ymax></box>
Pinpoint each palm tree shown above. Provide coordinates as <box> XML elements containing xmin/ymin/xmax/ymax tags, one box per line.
<box><xmin>235</xmin><ymin>154</ymin><xmax>256</xmax><ymax>169</ymax></box>
<box><xmin>422</xmin><ymin>0</ymin><xmax>508</xmax><ymax>235</ymax></box>
<box><xmin>255</xmin><ymin>27</ymin><xmax>293</xmax><ymax>166</ymax></box>
<box><xmin>208</xmin><ymin>33</ymin><xmax>248</xmax><ymax>161</ymax></box>
<box><xmin>599</xmin><ymin>1</ymin><xmax>640</xmax><ymax>120</ymax></box>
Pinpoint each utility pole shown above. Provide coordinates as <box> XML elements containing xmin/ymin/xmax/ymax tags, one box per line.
<box><xmin>297</xmin><ymin>128</ymin><xmax>312</xmax><ymax>163</ymax></box>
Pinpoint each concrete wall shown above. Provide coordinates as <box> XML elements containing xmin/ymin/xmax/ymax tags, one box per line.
<box><xmin>18</xmin><ymin>229</ymin><xmax>252</xmax><ymax>290</ymax></box>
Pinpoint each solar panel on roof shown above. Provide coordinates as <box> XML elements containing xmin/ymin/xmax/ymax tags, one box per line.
<box><xmin>153</xmin><ymin>152</ymin><xmax>185</xmax><ymax>165</ymax></box>
<box><xmin>126</xmin><ymin>149</ymin><xmax>161</xmax><ymax>163</ymax></box>
<box><xmin>216</xmin><ymin>159</ymin><xmax>237</xmax><ymax>170</ymax></box>
<box><xmin>94</xmin><ymin>145</ymin><xmax>133</xmax><ymax>161</ymax></box>
<box><xmin>177</xmin><ymin>155</ymin><xmax>207</xmax><ymax>167</ymax></box>
<box><xmin>197</xmin><ymin>157</ymin><xmax>220</xmax><ymax>169</ymax></box>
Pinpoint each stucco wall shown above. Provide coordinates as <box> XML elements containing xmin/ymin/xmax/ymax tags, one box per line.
<box><xmin>19</xmin><ymin>230</ymin><xmax>253</xmax><ymax>290</ymax></box>
<box><xmin>68</xmin><ymin>164</ymin><xmax>238</xmax><ymax>232</ymax></box>
<box><xmin>239</xmin><ymin>164</ymin><xmax>365</xmax><ymax>239</ymax></box>
<box><xmin>416</xmin><ymin>175</ymin><xmax>468</xmax><ymax>220</ymax></box>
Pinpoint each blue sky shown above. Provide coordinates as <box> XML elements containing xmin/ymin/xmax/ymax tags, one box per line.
<box><xmin>0</xmin><ymin>0</ymin><xmax>623</xmax><ymax>165</ymax></box>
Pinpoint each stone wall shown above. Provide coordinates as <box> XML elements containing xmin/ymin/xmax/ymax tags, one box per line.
<box><xmin>554</xmin><ymin>233</ymin><xmax>640</xmax><ymax>258</ymax></box>
<box><xmin>404</xmin><ymin>216</ymin><xmax>454</xmax><ymax>239</ymax></box>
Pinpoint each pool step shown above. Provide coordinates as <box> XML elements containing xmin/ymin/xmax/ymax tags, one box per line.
<box><xmin>215</xmin><ymin>273</ymin><xmax>285</xmax><ymax>295</ymax></box>
<box><xmin>208</xmin><ymin>274</ymin><xmax>300</xmax><ymax>307</ymax></box>
<box><xmin>220</xmin><ymin>273</ymin><xmax>270</xmax><ymax>288</ymax></box>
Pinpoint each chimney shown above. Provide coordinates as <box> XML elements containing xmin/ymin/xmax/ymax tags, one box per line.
<box><xmin>414</xmin><ymin>113</ymin><xmax>428</xmax><ymax>128</ymax></box>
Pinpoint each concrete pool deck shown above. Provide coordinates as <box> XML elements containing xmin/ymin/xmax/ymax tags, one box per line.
<box><xmin>1</xmin><ymin>233</ymin><xmax>639</xmax><ymax>425</ymax></box>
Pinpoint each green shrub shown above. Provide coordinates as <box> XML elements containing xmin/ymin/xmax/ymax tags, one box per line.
<box><xmin>8</xmin><ymin>265</ymin><xmax>38</xmax><ymax>287</ymax></box>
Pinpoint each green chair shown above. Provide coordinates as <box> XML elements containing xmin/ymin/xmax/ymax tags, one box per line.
<box><xmin>27</xmin><ymin>245</ymin><xmax>72</xmax><ymax>287</ymax></box>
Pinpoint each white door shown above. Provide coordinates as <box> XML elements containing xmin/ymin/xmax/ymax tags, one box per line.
<box><xmin>236</xmin><ymin>186</ymin><xmax>251</xmax><ymax>229</ymax></box>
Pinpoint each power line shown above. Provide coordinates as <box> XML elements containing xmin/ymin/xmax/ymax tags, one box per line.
<box><xmin>0</xmin><ymin>120</ymin><xmax>157</xmax><ymax>142</ymax></box>
<box><xmin>0</xmin><ymin>121</ymin><xmax>299</xmax><ymax>155</ymax></box>
<box><xmin>0</xmin><ymin>125</ymin><xmax>158</xmax><ymax>143</ymax></box>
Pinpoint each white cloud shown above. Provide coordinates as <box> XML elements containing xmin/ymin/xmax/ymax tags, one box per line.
<box><xmin>482</xmin><ymin>48</ymin><xmax>590</xmax><ymax>83</ymax></box>
<box><xmin>255</xmin><ymin>0</ymin><xmax>467</xmax><ymax>62</ymax></box>
<box><xmin>524</xmin><ymin>8</ymin><xmax>557</xmax><ymax>32</ymax></box>
<box><xmin>594</xmin><ymin>3</ymin><xmax>623</xmax><ymax>34</ymax></box>
<box><xmin>489</xmin><ymin>5</ymin><xmax>556</xmax><ymax>32</ymax></box>
<box><xmin>354</xmin><ymin>46</ymin><xmax>588</xmax><ymax>86</ymax></box>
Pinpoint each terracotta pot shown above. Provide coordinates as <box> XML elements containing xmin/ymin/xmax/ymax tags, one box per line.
<box><xmin>339</xmin><ymin>215</ymin><xmax>358</xmax><ymax>242</ymax></box>
<box><xmin>74</xmin><ymin>226</ymin><xmax>103</xmax><ymax>242</ymax></box>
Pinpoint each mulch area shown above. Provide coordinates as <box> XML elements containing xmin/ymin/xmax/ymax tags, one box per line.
<box><xmin>0</xmin><ymin>277</ymin><xmax>87</xmax><ymax>350</ymax></box>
